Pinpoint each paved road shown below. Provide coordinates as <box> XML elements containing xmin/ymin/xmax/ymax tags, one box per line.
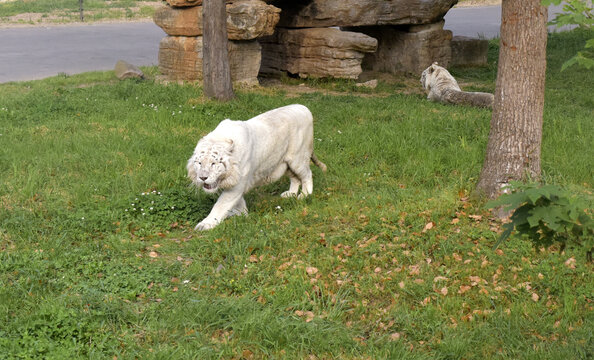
<box><xmin>0</xmin><ymin>5</ymin><xmax>570</xmax><ymax>83</ymax></box>
<box><xmin>0</xmin><ymin>21</ymin><xmax>165</xmax><ymax>83</ymax></box>
<box><xmin>444</xmin><ymin>4</ymin><xmax>568</xmax><ymax>38</ymax></box>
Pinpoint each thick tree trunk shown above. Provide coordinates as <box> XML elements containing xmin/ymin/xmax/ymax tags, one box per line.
<box><xmin>202</xmin><ymin>0</ymin><xmax>234</xmax><ymax>101</ymax></box>
<box><xmin>476</xmin><ymin>0</ymin><xmax>548</xmax><ymax>199</ymax></box>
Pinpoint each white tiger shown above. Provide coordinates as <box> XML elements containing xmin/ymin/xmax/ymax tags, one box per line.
<box><xmin>187</xmin><ymin>104</ymin><xmax>327</xmax><ymax>231</ymax></box>
<box><xmin>421</xmin><ymin>62</ymin><xmax>494</xmax><ymax>108</ymax></box>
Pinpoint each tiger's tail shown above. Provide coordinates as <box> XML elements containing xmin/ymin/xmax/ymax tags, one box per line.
<box><xmin>311</xmin><ymin>153</ymin><xmax>327</xmax><ymax>172</ymax></box>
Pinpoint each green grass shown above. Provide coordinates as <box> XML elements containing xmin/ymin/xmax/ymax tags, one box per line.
<box><xmin>0</xmin><ymin>0</ymin><xmax>159</xmax><ymax>24</ymax></box>
<box><xmin>0</xmin><ymin>30</ymin><xmax>593</xmax><ymax>359</ymax></box>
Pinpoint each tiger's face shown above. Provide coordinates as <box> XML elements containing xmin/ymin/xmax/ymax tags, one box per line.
<box><xmin>187</xmin><ymin>140</ymin><xmax>234</xmax><ymax>194</ymax></box>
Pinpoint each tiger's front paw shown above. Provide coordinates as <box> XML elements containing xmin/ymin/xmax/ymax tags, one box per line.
<box><xmin>194</xmin><ymin>219</ymin><xmax>218</xmax><ymax>231</ymax></box>
<box><xmin>281</xmin><ymin>191</ymin><xmax>298</xmax><ymax>198</ymax></box>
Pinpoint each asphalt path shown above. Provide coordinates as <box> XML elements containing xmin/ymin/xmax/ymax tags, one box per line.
<box><xmin>0</xmin><ymin>5</ymin><xmax>570</xmax><ymax>83</ymax></box>
<box><xmin>444</xmin><ymin>4</ymin><xmax>569</xmax><ymax>38</ymax></box>
<box><xmin>0</xmin><ymin>21</ymin><xmax>165</xmax><ymax>83</ymax></box>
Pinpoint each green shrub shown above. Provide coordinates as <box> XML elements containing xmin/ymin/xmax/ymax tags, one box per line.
<box><xmin>487</xmin><ymin>182</ymin><xmax>593</xmax><ymax>261</ymax></box>
<box><xmin>122</xmin><ymin>186</ymin><xmax>212</xmax><ymax>233</ymax></box>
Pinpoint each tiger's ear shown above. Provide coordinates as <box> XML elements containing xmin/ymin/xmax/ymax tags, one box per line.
<box><xmin>428</xmin><ymin>62</ymin><xmax>439</xmax><ymax>73</ymax></box>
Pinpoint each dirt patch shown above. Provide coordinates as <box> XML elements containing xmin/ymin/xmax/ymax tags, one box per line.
<box><xmin>256</xmin><ymin>71</ymin><xmax>427</xmax><ymax>99</ymax></box>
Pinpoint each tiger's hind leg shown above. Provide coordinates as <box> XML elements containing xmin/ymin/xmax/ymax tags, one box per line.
<box><xmin>287</xmin><ymin>159</ymin><xmax>313</xmax><ymax>199</ymax></box>
<box><xmin>281</xmin><ymin>169</ymin><xmax>301</xmax><ymax>198</ymax></box>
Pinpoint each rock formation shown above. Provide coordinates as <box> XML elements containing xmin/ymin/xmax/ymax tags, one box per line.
<box><xmin>158</xmin><ymin>36</ymin><xmax>262</xmax><ymax>85</ymax></box>
<box><xmin>354</xmin><ymin>21</ymin><xmax>453</xmax><ymax>74</ymax></box>
<box><xmin>154</xmin><ymin>1</ymin><xmax>280</xmax><ymax>40</ymax></box>
<box><xmin>271</xmin><ymin>0</ymin><xmax>458</xmax><ymax>28</ymax></box>
<box><xmin>264</xmin><ymin>0</ymin><xmax>458</xmax><ymax>76</ymax></box>
<box><xmin>154</xmin><ymin>0</ymin><xmax>279</xmax><ymax>84</ymax></box>
<box><xmin>154</xmin><ymin>0</ymin><xmax>465</xmax><ymax>82</ymax></box>
<box><xmin>451</xmin><ymin>36</ymin><xmax>489</xmax><ymax>67</ymax></box>
<box><xmin>260</xmin><ymin>28</ymin><xmax>377</xmax><ymax>79</ymax></box>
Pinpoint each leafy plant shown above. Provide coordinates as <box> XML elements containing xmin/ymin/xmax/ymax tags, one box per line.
<box><xmin>487</xmin><ymin>182</ymin><xmax>593</xmax><ymax>261</ymax></box>
<box><xmin>123</xmin><ymin>187</ymin><xmax>212</xmax><ymax>232</ymax></box>
<box><xmin>542</xmin><ymin>0</ymin><xmax>594</xmax><ymax>70</ymax></box>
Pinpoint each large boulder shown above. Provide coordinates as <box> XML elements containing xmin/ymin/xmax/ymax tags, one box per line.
<box><xmin>154</xmin><ymin>0</ymin><xmax>280</xmax><ymax>40</ymax></box>
<box><xmin>271</xmin><ymin>0</ymin><xmax>458</xmax><ymax>28</ymax></box>
<box><xmin>114</xmin><ymin>60</ymin><xmax>144</xmax><ymax>80</ymax></box>
<box><xmin>353</xmin><ymin>22</ymin><xmax>452</xmax><ymax>74</ymax></box>
<box><xmin>158</xmin><ymin>36</ymin><xmax>262</xmax><ymax>84</ymax></box>
<box><xmin>450</xmin><ymin>36</ymin><xmax>489</xmax><ymax>67</ymax></box>
<box><xmin>260</xmin><ymin>27</ymin><xmax>377</xmax><ymax>79</ymax></box>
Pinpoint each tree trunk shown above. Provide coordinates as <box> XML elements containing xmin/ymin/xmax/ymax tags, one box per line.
<box><xmin>476</xmin><ymin>0</ymin><xmax>548</xmax><ymax>199</ymax></box>
<box><xmin>202</xmin><ymin>0</ymin><xmax>234</xmax><ymax>101</ymax></box>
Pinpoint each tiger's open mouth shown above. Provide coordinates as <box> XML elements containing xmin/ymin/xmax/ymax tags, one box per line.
<box><xmin>203</xmin><ymin>182</ymin><xmax>217</xmax><ymax>191</ymax></box>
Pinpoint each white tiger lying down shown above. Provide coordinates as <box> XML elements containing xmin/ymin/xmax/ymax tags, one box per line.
<box><xmin>187</xmin><ymin>104</ymin><xmax>327</xmax><ymax>231</ymax></box>
<box><xmin>421</xmin><ymin>62</ymin><xmax>494</xmax><ymax>108</ymax></box>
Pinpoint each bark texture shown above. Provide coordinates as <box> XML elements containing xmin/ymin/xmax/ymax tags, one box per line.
<box><xmin>476</xmin><ymin>0</ymin><xmax>548</xmax><ymax>199</ymax></box>
<box><xmin>202</xmin><ymin>0</ymin><xmax>234</xmax><ymax>101</ymax></box>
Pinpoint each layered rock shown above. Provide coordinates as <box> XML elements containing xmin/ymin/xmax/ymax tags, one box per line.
<box><xmin>154</xmin><ymin>0</ymin><xmax>280</xmax><ymax>40</ymax></box>
<box><xmin>353</xmin><ymin>21</ymin><xmax>452</xmax><ymax>74</ymax></box>
<box><xmin>154</xmin><ymin>0</ymin><xmax>281</xmax><ymax>84</ymax></box>
<box><xmin>158</xmin><ymin>36</ymin><xmax>262</xmax><ymax>84</ymax></box>
<box><xmin>271</xmin><ymin>0</ymin><xmax>458</xmax><ymax>28</ymax></box>
<box><xmin>260</xmin><ymin>27</ymin><xmax>377</xmax><ymax>79</ymax></box>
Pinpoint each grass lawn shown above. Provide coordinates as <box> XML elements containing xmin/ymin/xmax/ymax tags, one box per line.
<box><xmin>0</xmin><ymin>30</ymin><xmax>593</xmax><ymax>359</ymax></box>
<box><xmin>0</xmin><ymin>0</ymin><xmax>160</xmax><ymax>25</ymax></box>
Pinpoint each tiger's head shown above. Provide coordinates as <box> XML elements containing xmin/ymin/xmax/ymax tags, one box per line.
<box><xmin>187</xmin><ymin>137</ymin><xmax>239</xmax><ymax>193</ymax></box>
<box><xmin>420</xmin><ymin>62</ymin><xmax>440</xmax><ymax>93</ymax></box>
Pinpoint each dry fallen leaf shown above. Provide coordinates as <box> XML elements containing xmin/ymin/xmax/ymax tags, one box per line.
<box><xmin>422</xmin><ymin>222</ymin><xmax>435</xmax><ymax>232</ymax></box>
<box><xmin>433</xmin><ymin>276</ymin><xmax>448</xmax><ymax>282</ymax></box>
<box><xmin>148</xmin><ymin>251</ymin><xmax>158</xmax><ymax>258</ymax></box>
<box><xmin>439</xmin><ymin>287</ymin><xmax>448</xmax><ymax>296</ymax></box>
<box><xmin>390</xmin><ymin>332</ymin><xmax>401</xmax><ymax>341</ymax></box>
<box><xmin>564</xmin><ymin>257</ymin><xmax>576</xmax><ymax>269</ymax></box>
<box><xmin>306</xmin><ymin>266</ymin><xmax>319</xmax><ymax>275</ymax></box>
<box><xmin>458</xmin><ymin>285</ymin><xmax>471</xmax><ymax>294</ymax></box>
<box><xmin>531</xmin><ymin>293</ymin><xmax>540</xmax><ymax>302</ymax></box>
